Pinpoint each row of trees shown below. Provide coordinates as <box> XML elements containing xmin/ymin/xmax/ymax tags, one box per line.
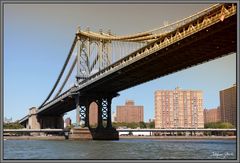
<box><xmin>204</xmin><ymin>122</ymin><xmax>234</xmax><ymax>129</ymax></box>
<box><xmin>4</xmin><ymin>121</ymin><xmax>234</xmax><ymax>129</ymax></box>
<box><xmin>66</xmin><ymin>121</ymin><xmax>155</xmax><ymax>129</ymax></box>
<box><xmin>68</xmin><ymin>121</ymin><xmax>234</xmax><ymax>129</ymax></box>
<box><xmin>112</xmin><ymin>121</ymin><xmax>234</xmax><ymax>129</ymax></box>
<box><xmin>3</xmin><ymin>122</ymin><xmax>24</xmax><ymax>129</ymax></box>
<box><xmin>112</xmin><ymin>121</ymin><xmax>155</xmax><ymax>129</ymax></box>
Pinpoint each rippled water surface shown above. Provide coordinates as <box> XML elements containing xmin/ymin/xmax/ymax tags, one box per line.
<box><xmin>4</xmin><ymin>139</ymin><xmax>236</xmax><ymax>160</ymax></box>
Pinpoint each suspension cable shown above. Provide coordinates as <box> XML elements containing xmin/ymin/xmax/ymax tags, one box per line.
<box><xmin>77</xmin><ymin>4</ymin><xmax>220</xmax><ymax>42</ymax></box>
<box><xmin>38</xmin><ymin>36</ymin><xmax>78</xmax><ymax>109</ymax></box>
<box><xmin>54</xmin><ymin>55</ymin><xmax>78</xmax><ymax>98</ymax></box>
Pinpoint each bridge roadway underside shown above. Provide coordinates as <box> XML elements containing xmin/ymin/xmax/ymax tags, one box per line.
<box><xmin>39</xmin><ymin>14</ymin><xmax>236</xmax><ymax>116</ymax></box>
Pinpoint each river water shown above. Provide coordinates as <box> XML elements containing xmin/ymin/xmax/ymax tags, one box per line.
<box><xmin>3</xmin><ymin>139</ymin><xmax>236</xmax><ymax>160</ymax></box>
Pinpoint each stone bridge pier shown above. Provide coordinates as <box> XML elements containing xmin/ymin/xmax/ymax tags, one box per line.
<box><xmin>27</xmin><ymin>107</ymin><xmax>64</xmax><ymax>129</ymax></box>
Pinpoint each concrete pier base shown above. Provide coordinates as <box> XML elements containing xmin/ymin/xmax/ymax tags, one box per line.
<box><xmin>90</xmin><ymin>127</ymin><xmax>119</xmax><ymax>140</ymax></box>
<box><xmin>68</xmin><ymin>127</ymin><xmax>119</xmax><ymax>140</ymax></box>
<box><xmin>68</xmin><ymin>127</ymin><xmax>92</xmax><ymax>140</ymax></box>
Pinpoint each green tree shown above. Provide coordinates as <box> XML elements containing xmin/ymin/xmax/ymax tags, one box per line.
<box><xmin>218</xmin><ymin>122</ymin><xmax>234</xmax><ymax>129</ymax></box>
<box><xmin>127</xmin><ymin>122</ymin><xmax>139</xmax><ymax>129</ymax></box>
<box><xmin>149</xmin><ymin>121</ymin><xmax>155</xmax><ymax>129</ymax></box>
<box><xmin>65</xmin><ymin>124</ymin><xmax>75</xmax><ymax>130</ymax></box>
<box><xmin>112</xmin><ymin>122</ymin><xmax>143</xmax><ymax>129</ymax></box>
<box><xmin>139</xmin><ymin>121</ymin><xmax>147</xmax><ymax>128</ymax></box>
<box><xmin>204</xmin><ymin>122</ymin><xmax>234</xmax><ymax>129</ymax></box>
<box><xmin>3</xmin><ymin>122</ymin><xmax>24</xmax><ymax>129</ymax></box>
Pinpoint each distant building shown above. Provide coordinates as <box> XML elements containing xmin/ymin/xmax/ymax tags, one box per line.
<box><xmin>204</xmin><ymin>107</ymin><xmax>221</xmax><ymax>123</ymax></box>
<box><xmin>89</xmin><ymin>102</ymin><xmax>98</xmax><ymax>127</ymax></box>
<box><xmin>116</xmin><ymin>100</ymin><xmax>144</xmax><ymax>123</ymax></box>
<box><xmin>148</xmin><ymin>118</ymin><xmax>154</xmax><ymax>123</ymax></box>
<box><xmin>4</xmin><ymin>117</ymin><xmax>13</xmax><ymax>123</ymax></box>
<box><xmin>112</xmin><ymin>111</ymin><xmax>117</xmax><ymax>122</ymax></box>
<box><xmin>155</xmin><ymin>87</ymin><xmax>204</xmax><ymax>129</ymax></box>
<box><xmin>220</xmin><ymin>84</ymin><xmax>236</xmax><ymax>127</ymax></box>
<box><xmin>64</xmin><ymin>117</ymin><xmax>71</xmax><ymax>128</ymax></box>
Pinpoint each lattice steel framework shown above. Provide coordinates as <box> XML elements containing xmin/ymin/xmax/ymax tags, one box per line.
<box><xmin>101</xmin><ymin>98</ymin><xmax>108</xmax><ymax>121</ymax></box>
<box><xmin>76</xmin><ymin>28</ymin><xmax>113</xmax><ymax>82</ymax></box>
<box><xmin>79</xmin><ymin>105</ymin><xmax>86</xmax><ymax>126</ymax></box>
<box><xmin>92</xmin><ymin>96</ymin><xmax>113</xmax><ymax>129</ymax></box>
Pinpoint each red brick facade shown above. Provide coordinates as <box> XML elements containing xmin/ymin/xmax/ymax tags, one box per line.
<box><xmin>116</xmin><ymin>100</ymin><xmax>144</xmax><ymax>123</ymax></box>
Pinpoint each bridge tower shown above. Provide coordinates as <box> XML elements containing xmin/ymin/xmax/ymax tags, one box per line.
<box><xmin>69</xmin><ymin>27</ymin><xmax>118</xmax><ymax>140</ymax></box>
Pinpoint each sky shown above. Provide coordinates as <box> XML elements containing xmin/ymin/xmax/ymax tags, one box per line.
<box><xmin>3</xmin><ymin>3</ymin><xmax>236</xmax><ymax>123</ymax></box>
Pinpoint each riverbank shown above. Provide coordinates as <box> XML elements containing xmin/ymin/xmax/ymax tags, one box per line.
<box><xmin>4</xmin><ymin>135</ymin><xmax>65</xmax><ymax>140</ymax></box>
<box><xmin>3</xmin><ymin>135</ymin><xmax>236</xmax><ymax>140</ymax></box>
<box><xmin>120</xmin><ymin>135</ymin><xmax>237</xmax><ymax>140</ymax></box>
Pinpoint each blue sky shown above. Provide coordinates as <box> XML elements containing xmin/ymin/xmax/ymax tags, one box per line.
<box><xmin>4</xmin><ymin>3</ymin><xmax>236</xmax><ymax>122</ymax></box>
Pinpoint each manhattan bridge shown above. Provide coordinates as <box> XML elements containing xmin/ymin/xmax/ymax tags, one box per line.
<box><xmin>19</xmin><ymin>3</ymin><xmax>237</xmax><ymax>140</ymax></box>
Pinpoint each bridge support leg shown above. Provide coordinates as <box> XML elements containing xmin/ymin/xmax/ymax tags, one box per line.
<box><xmin>75</xmin><ymin>94</ymin><xmax>90</xmax><ymax>128</ymax></box>
<box><xmin>96</xmin><ymin>97</ymin><xmax>113</xmax><ymax>129</ymax></box>
<box><xmin>75</xmin><ymin>94</ymin><xmax>80</xmax><ymax>127</ymax></box>
<box><xmin>69</xmin><ymin>94</ymin><xmax>119</xmax><ymax>140</ymax></box>
<box><xmin>68</xmin><ymin>95</ymin><xmax>93</xmax><ymax>140</ymax></box>
<box><xmin>106</xmin><ymin>97</ymin><xmax>112</xmax><ymax>129</ymax></box>
<box><xmin>96</xmin><ymin>98</ymin><xmax>103</xmax><ymax>129</ymax></box>
<box><xmin>69</xmin><ymin>99</ymin><xmax>92</xmax><ymax>140</ymax></box>
<box><xmin>28</xmin><ymin>107</ymin><xmax>40</xmax><ymax>130</ymax></box>
<box><xmin>90</xmin><ymin>96</ymin><xmax>119</xmax><ymax>140</ymax></box>
<box><xmin>85</xmin><ymin>103</ymin><xmax>89</xmax><ymax>128</ymax></box>
<box><xmin>79</xmin><ymin>105</ymin><xmax>86</xmax><ymax>127</ymax></box>
<box><xmin>27</xmin><ymin>107</ymin><xmax>64</xmax><ymax>136</ymax></box>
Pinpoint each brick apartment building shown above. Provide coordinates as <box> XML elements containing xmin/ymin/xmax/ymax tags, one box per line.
<box><xmin>155</xmin><ymin>87</ymin><xmax>204</xmax><ymax>128</ymax></box>
<box><xmin>116</xmin><ymin>100</ymin><xmax>144</xmax><ymax>123</ymax></box>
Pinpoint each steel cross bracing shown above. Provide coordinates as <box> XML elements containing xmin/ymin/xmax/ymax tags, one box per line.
<box><xmin>34</xmin><ymin>3</ymin><xmax>236</xmax><ymax>116</ymax></box>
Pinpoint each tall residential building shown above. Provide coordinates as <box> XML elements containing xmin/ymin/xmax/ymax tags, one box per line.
<box><xmin>204</xmin><ymin>107</ymin><xmax>221</xmax><ymax>123</ymax></box>
<box><xmin>220</xmin><ymin>84</ymin><xmax>236</xmax><ymax>127</ymax></box>
<box><xmin>155</xmin><ymin>87</ymin><xmax>204</xmax><ymax>129</ymax></box>
<box><xmin>116</xmin><ymin>100</ymin><xmax>144</xmax><ymax>123</ymax></box>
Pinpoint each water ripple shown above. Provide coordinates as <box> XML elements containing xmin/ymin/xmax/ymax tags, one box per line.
<box><xmin>3</xmin><ymin>139</ymin><xmax>236</xmax><ymax>160</ymax></box>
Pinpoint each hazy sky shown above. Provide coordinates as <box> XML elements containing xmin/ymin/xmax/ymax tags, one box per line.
<box><xmin>4</xmin><ymin>3</ymin><xmax>236</xmax><ymax>122</ymax></box>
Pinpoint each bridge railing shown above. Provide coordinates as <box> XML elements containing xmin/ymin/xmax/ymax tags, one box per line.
<box><xmin>144</xmin><ymin>4</ymin><xmax>222</xmax><ymax>37</ymax></box>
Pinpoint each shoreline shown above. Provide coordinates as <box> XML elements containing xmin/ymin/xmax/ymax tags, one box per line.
<box><xmin>119</xmin><ymin>135</ymin><xmax>236</xmax><ymax>140</ymax></box>
<box><xmin>4</xmin><ymin>135</ymin><xmax>65</xmax><ymax>140</ymax></box>
<box><xmin>3</xmin><ymin>135</ymin><xmax>236</xmax><ymax>140</ymax></box>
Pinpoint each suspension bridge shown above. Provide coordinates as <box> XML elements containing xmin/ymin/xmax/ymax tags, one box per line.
<box><xmin>19</xmin><ymin>4</ymin><xmax>237</xmax><ymax>140</ymax></box>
